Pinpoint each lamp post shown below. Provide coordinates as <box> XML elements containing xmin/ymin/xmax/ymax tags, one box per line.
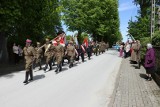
<box><xmin>151</xmin><ymin>0</ymin><xmax>156</xmax><ymax>39</ymax></box>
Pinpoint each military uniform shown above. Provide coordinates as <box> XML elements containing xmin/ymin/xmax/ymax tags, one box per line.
<box><xmin>66</xmin><ymin>41</ymin><xmax>75</xmax><ymax>68</ymax></box>
<box><xmin>23</xmin><ymin>39</ymin><xmax>36</xmax><ymax>84</ymax></box>
<box><xmin>41</xmin><ymin>38</ymin><xmax>55</xmax><ymax>71</ymax></box>
<box><xmin>55</xmin><ymin>40</ymin><xmax>64</xmax><ymax>73</ymax></box>
<box><xmin>86</xmin><ymin>44</ymin><xmax>92</xmax><ymax>60</ymax></box>
<box><xmin>34</xmin><ymin>42</ymin><xmax>43</xmax><ymax>70</ymax></box>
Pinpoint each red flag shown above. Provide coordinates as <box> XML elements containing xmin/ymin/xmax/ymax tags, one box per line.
<box><xmin>83</xmin><ymin>37</ymin><xmax>88</xmax><ymax>47</ymax></box>
<box><xmin>52</xmin><ymin>34</ymin><xmax>65</xmax><ymax>46</ymax></box>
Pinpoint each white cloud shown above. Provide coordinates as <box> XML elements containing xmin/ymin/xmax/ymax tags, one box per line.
<box><xmin>118</xmin><ymin>2</ymin><xmax>137</xmax><ymax>12</ymax></box>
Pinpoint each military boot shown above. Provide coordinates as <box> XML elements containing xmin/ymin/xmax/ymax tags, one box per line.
<box><xmin>49</xmin><ymin>62</ymin><xmax>52</xmax><ymax>71</ymax></box>
<box><xmin>23</xmin><ymin>72</ymin><xmax>29</xmax><ymax>84</ymax></box>
<box><xmin>43</xmin><ymin>64</ymin><xmax>48</xmax><ymax>71</ymax></box>
<box><xmin>55</xmin><ymin>65</ymin><xmax>59</xmax><ymax>73</ymax></box>
<box><xmin>28</xmin><ymin>70</ymin><xmax>33</xmax><ymax>81</ymax></box>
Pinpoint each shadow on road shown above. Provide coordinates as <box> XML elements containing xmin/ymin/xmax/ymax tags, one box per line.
<box><xmin>139</xmin><ymin>73</ymin><xmax>148</xmax><ymax>79</ymax></box>
<box><xmin>33</xmin><ymin>74</ymin><xmax>45</xmax><ymax>81</ymax></box>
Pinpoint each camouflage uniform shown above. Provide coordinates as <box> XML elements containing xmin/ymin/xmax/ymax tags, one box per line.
<box><xmin>66</xmin><ymin>41</ymin><xmax>75</xmax><ymax>68</ymax></box>
<box><xmin>23</xmin><ymin>39</ymin><xmax>36</xmax><ymax>84</ymax></box>
<box><xmin>55</xmin><ymin>40</ymin><xmax>64</xmax><ymax>73</ymax></box>
<box><xmin>41</xmin><ymin>38</ymin><xmax>55</xmax><ymax>71</ymax></box>
<box><xmin>34</xmin><ymin>42</ymin><xmax>43</xmax><ymax>70</ymax></box>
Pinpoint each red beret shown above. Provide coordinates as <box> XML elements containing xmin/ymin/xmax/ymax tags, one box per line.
<box><xmin>26</xmin><ymin>39</ymin><xmax>32</xmax><ymax>43</ymax></box>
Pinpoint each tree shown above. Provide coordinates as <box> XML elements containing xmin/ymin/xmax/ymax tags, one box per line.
<box><xmin>0</xmin><ymin>0</ymin><xmax>62</xmax><ymax>63</ymax></box>
<box><xmin>0</xmin><ymin>0</ymin><xmax>21</xmax><ymax>63</ymax></box>
<box><xmin>61</xmin><ymin>0</ymin><xmax>121</xmax><ymax>44</ymax></box>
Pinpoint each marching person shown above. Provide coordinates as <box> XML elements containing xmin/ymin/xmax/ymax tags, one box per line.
<box><xmin>80</xmin><ymin>44</ymin><xmax>85</xmax><ymax>62</ymax></box>
<box><xmin>66</xmin><ymin>41</ymin><xmax>75</xmax><ymax>68</ymax></box>
<box><xmin>23</xmin><ymin>39</ymin><xmax>36</xmax><ymax>84</ymax></box>
<box><xmin>39</xmin><ymin>38</ymin><xmax>54</xmax><ymax>72</ymax></box>
<box><xmin>34</xmin><ymin>42</ymin><xmax>43</xmax><ymax>70</ymax></box>
<box><xmin>86</xmin><ymin>43</ymin><xmax>92</xmax><ymax>60</ymax></box>
<box><xmin>44</xmin><ymin>38</ymin><xmax>54</xmax><ymax>72</ymax></box>
<box><xmin>55</xmin><ymin>39</ymin><xmax>64</xmax><ymax>73</ymax></box>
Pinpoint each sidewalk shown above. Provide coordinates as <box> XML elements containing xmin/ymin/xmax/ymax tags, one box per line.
<box><xmin>109</xmin><ymin>58</ymin><xmax>160</xmax><ymax>107</ymax></box>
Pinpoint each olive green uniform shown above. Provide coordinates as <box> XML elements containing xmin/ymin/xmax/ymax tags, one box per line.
<box><xmin>23</xmin><ymin>46</ymin><xmax>36</xmax><ymax>83</ymax></box>
<box><xmin>55</xmin><ymin>44</ymin><xmax>64</xmax><ymax>72</ymax></box>
<box><xmin>34</xmin><ymin>46</ymin><xmax>43</xmax><ymax>70</ymax></box>
<box><xmin>66</xmin><ymin>45</ymin><xmax>75</xmax><ymax>68</ymax></box>
<box><xmin>43</xmin><ymin>43</ymin><xmax>55</xmax><ymax>71</ymax></box>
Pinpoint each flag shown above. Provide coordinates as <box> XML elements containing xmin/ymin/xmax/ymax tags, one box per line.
<box><xmin>83</xmin><ymin>37</ymin><xmax>88</xmax><ymax>47</ymax></box>
<box><xmin>52</xmin><ymin>33</ymin><xmax>66</xmax><ymax>47</ymax></box>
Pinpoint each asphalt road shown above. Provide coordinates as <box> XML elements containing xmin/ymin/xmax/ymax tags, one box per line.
<box><xmin>0</xmin><ymin>50</ymin><xmax>122</xmax><ymax>107</ymax></box>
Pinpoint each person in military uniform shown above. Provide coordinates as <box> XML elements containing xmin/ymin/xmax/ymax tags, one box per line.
<box><xmin>23</xmin><ymin>39</ymin><xmax>36</xmax><ymax>84</ymax></box>
<box><xmin>66</xmin><ymin>41</ymin><xmax>75</xmax><ymax>68</ymax></box>
<box><xmin>55</xmin><ymin>39</ymin><xmax>64</xmax><ymax>73</ymax></box>
<box><xmin>39</xmin><ymin>38</ymin><xmax>54</xmax><ymax>72</ymax></box>
<box><xmin>96</xmin><ymin>42</ymin><xmax>99</xmax><ymax>56</ymax></box>
<box><xmin>34</xmin><ymin>42</ymin><xmax>43</xmax><ymax>70</ymax></box>
<box><xmin>86</xmin><ymin>43</ymin><xmax>92</xmax><ymax>60</ymax></box>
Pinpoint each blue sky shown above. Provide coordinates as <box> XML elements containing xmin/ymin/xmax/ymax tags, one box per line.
<box><xmin>63</xmin><ymin>0</ymin><xmax>139</xmax><ymax>42</ymax></box>
<box><xmin>118</xmin><ymin>0</ymin><xmax>139</xmax><ymax>42</ymax></box>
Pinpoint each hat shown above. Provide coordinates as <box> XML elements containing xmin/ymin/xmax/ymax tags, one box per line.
<box><xmin>37</xmin><ymin>42</ymin><xmax>40</xmax><ymax>45</ymax></box>
<box><xmin>26</xmin><ymin>39</ymin><xmax>32</xmax><ymax>43</ymax></box>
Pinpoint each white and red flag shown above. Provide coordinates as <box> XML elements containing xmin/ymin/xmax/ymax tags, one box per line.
<box><xmin>52</xmin><ymin>33</ymin><xmax>66</xmax><ymax>47</ymax></box>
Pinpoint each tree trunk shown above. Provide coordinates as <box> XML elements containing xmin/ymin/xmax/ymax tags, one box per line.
<box><xmin>0</xmin><ymin>32</ymin><xmax>8</xmax><ymax>64</ymax></box>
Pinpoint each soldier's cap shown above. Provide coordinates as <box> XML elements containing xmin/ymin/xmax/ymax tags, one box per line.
<box><xmin>26</xmin><ymin>39</ymin><xmax>32</xmax><ymax>43</ymax></box>
<box><xmin>37</xmin><ymin>42</ymin><xmax>40</xmax><ymax>45</ymax></box>
<box><xmin>45</xmin><ymin>38</ymin><xmax>50</xmax><ymax>42</ymax></box>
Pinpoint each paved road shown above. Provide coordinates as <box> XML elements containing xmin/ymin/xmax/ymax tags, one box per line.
<box><xmin>0</xmin><ymin>50</ymin><xmax>122</xmax><ymax>107</ymax></box>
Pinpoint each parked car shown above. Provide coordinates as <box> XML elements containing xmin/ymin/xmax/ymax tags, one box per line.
<box><xmin>112</xmin><ymin>44</ymin><xmax>120</xmax><ymax>51</ymax></box>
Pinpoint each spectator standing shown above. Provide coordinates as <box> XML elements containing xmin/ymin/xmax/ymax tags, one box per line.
<box><xmin>12</xmin><ymin>43</ymin><xmax>19</xmax><ymax>64</ymax></box>
<box><xmin>144</xmin><ymin>43</ymin><xmax>155</xmax><ymax>81</ymax></box>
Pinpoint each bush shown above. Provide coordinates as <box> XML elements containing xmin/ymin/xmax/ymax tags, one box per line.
<box><xmin>140</xmin><ymin>37</ymin><xmax>151</xmax><ymax>63</ymax></box>
<box><xmin>152</xmin><ymin>31</ymin><xmax>160</xmax><ymax>46</ymax></box>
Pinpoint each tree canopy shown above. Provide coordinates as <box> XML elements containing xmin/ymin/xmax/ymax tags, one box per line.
<box><xmin>61</xmin><ymin>0</ymin><xmax>121</xmax><ymax>44</ymax></box>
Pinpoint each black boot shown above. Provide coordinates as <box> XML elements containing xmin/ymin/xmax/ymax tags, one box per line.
<box><xmin>39</xmin><ymin>62</ymin><xmax>42</xmax><ymax>70</ymax></box>
<box><xmin>55</xmin><ymin>65</ymin><xmax>59</xmax><ymax>73</ymax></box>
<box><xmin>59</xmin><ymin>64</ymin><xmax>62</xmax><ymax>71</ymax></box>
<box><xmin>49</xmin><ymin>62</ymin><xmax>52</xmax><ymax>71</ymax></box>
<box><xmin>23</xmin><ymin>72</ymin><xmax>29</xmax><ymax>84</ymax></box>
<box><xmin>43</xmin><ymin>64</ymin><xmax>48</xmax><ymax>71</ymax></box>
<box><xmin>28</xmin><ymin>70</ymin><xmax>33</xmax><ymax>81</ymax></box>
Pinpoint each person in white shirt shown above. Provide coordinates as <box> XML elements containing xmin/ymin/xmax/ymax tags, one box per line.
<box><xmin>124</xmin><ymin>42</ymin><xmax>131</xmax><ymax>58</ymax></box>
<box><xmin>13</xmin><ymin>43</ymin><xmax>19</xmax><ymax>64</ymax></box>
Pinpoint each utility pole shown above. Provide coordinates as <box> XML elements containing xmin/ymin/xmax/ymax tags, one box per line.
<box><xmin>151</xmin><ymin>0</ymin><xmax>156</xmax><ymax>39</ymax></box>
<box><xmin>158</xmin><ymin>6</ymin><xmax>160</xmax><ymax>30</ymax></box>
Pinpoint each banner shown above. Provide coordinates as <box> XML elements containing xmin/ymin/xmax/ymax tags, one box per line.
<box><xmin>52</xmin><ymin>33</ymin><xmax>66</xmax><ymax>47</ymax></box>
<box><xmin>83</xmin><ymin>37</ymin><xmax>88</xmax><ymax>47</ymax></box>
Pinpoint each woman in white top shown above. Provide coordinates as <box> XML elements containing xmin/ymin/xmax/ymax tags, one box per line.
<box><xmin>13</xmin><ymin>43</ymin><xmax>19</xmax><ymax>64</ymax></box>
